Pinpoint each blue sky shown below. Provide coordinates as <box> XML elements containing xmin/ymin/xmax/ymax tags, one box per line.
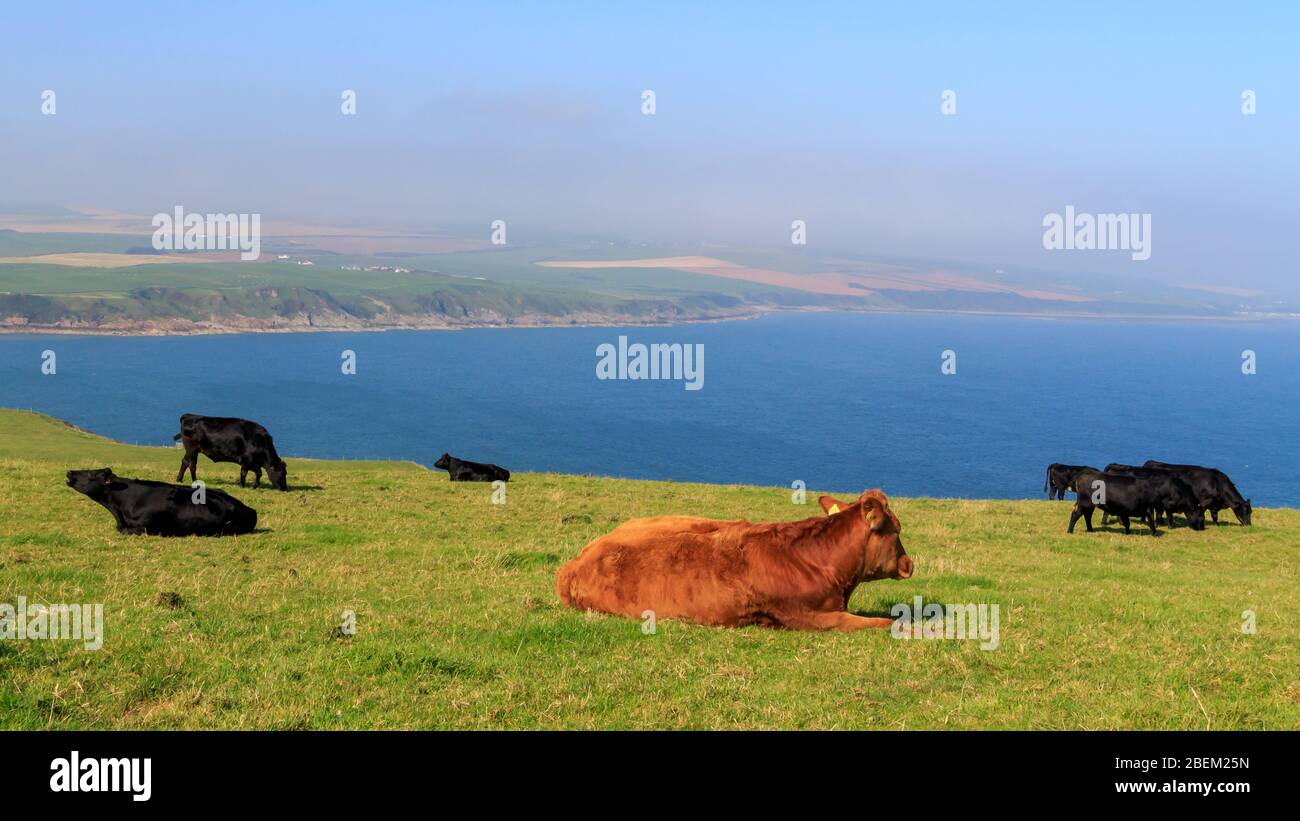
<box><xmin>2</xmin><ymin>1</ymin><xmax>1296</xmax><ymax>289</ymax></box>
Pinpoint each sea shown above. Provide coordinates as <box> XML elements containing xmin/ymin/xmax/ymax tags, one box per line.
<box><xmin>1</xmin><ymin>312</ymin><xmax>1295</xmax><ymax>506</ymax></box>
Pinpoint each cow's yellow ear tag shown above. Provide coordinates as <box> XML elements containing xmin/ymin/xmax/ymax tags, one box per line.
<box><xmin>828</xmin><ymin>504</ymin><xmax>840</xmax><ymax>514</ymax></box>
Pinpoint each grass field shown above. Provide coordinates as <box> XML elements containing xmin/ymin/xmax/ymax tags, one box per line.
<box><xmin>0</xmin><ymin>409</ymin><xmax>1296</xmax><ymax>729</ymax></box>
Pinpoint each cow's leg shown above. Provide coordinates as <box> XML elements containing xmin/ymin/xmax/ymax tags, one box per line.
<box><xmin>178</xmin><ymin>445</ymin><xmax>198</xmax><ymax>483</ymax></box>
<box><xmin>1147</xmin><ymin>511</ymin><xmax>1159</xmax><ymax>535</ymax></box>
<box><xmin>252</xmin><ymin>467</ymin><xmax>262</xmax><ymax>488</ymax></box>
<box><xmin>1084</xmin><ymin>507</ymin><xmax>1095</xmax><ymax>532</ymax></box>
<box><xmin>239</xmin><ymin>466</ymin><xmax>248</xmax><ymax>487</ymax></box>
<box><xmin>1210</xmin><ymin>507</ymin><xmax>1220</xmax><ymax>525</ymax></box>
<box><xmin>1119</xmin><ymin>514</ymin><xmax>1131</xmax><ymax>534</ymax></box>
<box><xmin>114</xmin><ymin>510</ymin><xmax>144</xmax><ymax>535</ymax></box>
<box><xmin>1068</xmin><ymin>505</ymin><xmax>1082</xmax><ymax>533</ymax></box>
<box><xmin>786</xmin><ymin>611</ymin><xmax>895</xmax><ymax>632</ymax></box>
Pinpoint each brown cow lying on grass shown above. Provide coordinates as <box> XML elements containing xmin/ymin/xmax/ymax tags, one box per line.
<box><xmin>556</xmin><ymin>489</ymin><xmax>912</xmax><ymax>631</ymax></box>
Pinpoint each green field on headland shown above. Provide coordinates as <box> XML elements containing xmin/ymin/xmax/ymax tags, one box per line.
<box><xmin>0</xmin><ymin>409</ymin><xmax>1296</xmax><ymax>729</ymax></box>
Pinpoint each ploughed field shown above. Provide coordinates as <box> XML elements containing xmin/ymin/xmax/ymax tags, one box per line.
<box><xmin>0</xmin><ymin>409</ymin><xmax>1296</xmax><ymax>729</ymax></box>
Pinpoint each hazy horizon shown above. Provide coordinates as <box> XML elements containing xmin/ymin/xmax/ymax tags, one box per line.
<box><xmin>2</xmin><ymin>1</ymin><xmax>1296</xmax><ymax>293</ymax></box>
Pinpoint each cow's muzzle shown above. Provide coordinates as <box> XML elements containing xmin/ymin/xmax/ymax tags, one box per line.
<box><xmin>896</xmin><ymin>555</ymin><xmax>914</xmax><ymax>580</ymax></box>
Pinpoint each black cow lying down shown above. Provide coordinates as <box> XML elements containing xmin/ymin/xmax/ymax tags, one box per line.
<box><xmin>433</xmin><ymin>453</ymin><xmax>510</xmax><ymax>482</ymax></box>
<box><xmin>175</xmin><ymin>413</ymin><xmax>288</xmax><ymax>491</ymax></box>
<box><xmin>67</xmin><ymin>468</ymin><xmax>257</xmax><ymax>536</ymax></box>
<box><xmin>1068</xmin><ymin>469</ymin><xmax>1205</xmax><ymax>535</ymax></box>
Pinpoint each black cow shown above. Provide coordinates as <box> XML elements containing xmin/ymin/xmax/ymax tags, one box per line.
<box><xmin>1102</xmin><ymin>463</ymin><xmax>1209</xmax><ymax>528</ymax></box>
<box><xmin>67</xmin><ymin>468</ymin><xmax>257</xmax><ymax>536</ymax></box>
<box><xmin>174</xmin><ymin>414</ymin><xmax>288</xmax><ymax>491</ymax></box>
<box><xmin>1045</xmin><ymin>463</ymin><xmax>1097</xmax><ymax>500</ymax></box>
<box><xmin>433</xmin><ymin>453</ymin><xmax>510</xmax><ymax>482</ymax></box>
<box><xmin>1068</xmin><ymin>469</ymin><xmax>1205</xmax><ymax>535</ymax></box>
<box><xmin>1103</xmin><ymin>464</ymin><xmax>1173</xmax><ymax>525</ymax></box>
<box><xmin>1144</xmin><ymin>461</ymin><xmax>1252</xmax><ymax>525</ymax></box>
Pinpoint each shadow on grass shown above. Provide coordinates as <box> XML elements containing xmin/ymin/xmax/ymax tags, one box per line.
<box><xmin>851</xmin><ymin>608</ymin><xmax>899</xmax><ymax>619</ymax></box>
<box><xmin>1071</xmin><ymin>524</ymin><xmax>1164</xmax><ymax>537</ymax></box>
<box><xmin>229</xmin><ymin>484</ymin><xmax>324</xmax><ymax>492</ymax></box>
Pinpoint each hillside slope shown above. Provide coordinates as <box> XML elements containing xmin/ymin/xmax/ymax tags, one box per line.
<box><xmin>0</xmin><ymin>409</ymin><xmax>1296</xmax><ymax>729</ymax></box>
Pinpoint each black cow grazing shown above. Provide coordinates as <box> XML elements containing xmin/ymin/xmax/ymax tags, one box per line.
<box><xmin>66</xmin><ymin>468</ymin><xmax>257</xmax><ymax>536</ymax></box>
<box><xmin>174</xmin><ymin>414</ymin><xmax>288</xmax><ymax>491</ymax></box>
<box><xmin>433</xmin><ymin>453</ymin><xmax>510</xmax><ymax>482</ymax></box>
<box><xmin>1102</xmin><ymin>463</ymin><xmax>1208</xmax><ymax>528</ymax></box>
<box><xmin>1068</xmin><ymin>469</ymin><xmax>1205</xmax><ymax>535</ymax></box>
<box><xmin>1044</xmin><ymin>463</ymin><xmax>1097</xmax><ymax>500</ymax></box>
<box><xmin>1144</xmin><ymin>460</ymin><xmax>1252</xmax><ymax>525</ymax></box>
<box><xmin>1103</xmin><ymin>464</ymin><xmax>1173</xmax><ymax>525</ymax></box>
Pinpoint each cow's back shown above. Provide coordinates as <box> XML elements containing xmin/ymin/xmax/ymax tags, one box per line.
<box><xmin>181</xmin><ymin>414</ymin><xmax>278</xmax><ymax>463</ymax></box>
<box><xmin>116</xmin><ymin>479</ymin><xmax>258</xmax><ymax>536</ymax></box>
<box><xmin>557</xmin><ymin>515</ymin><xmax>754</xmax><ymax>624</ymax></box>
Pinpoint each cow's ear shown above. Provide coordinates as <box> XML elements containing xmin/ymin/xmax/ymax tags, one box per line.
<box><xmin>859</xmin><ymin>490</ymin><xmax>890</xmax><ymax>531</ymax></box>
<box><xmin>818</xmin><ymin>495</ymin><xmax>852</xmax><ymax>515</ymax></box>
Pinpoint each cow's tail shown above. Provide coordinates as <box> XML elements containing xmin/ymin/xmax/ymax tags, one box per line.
<box><xmin>1044</xmin><ymin>467</ymin><xmax>1050</xmax><ymax>496</ymax></box>
<box><xmin>172</xmin><ymin>432</ymin><xmax>183</xmax><ymax>441</ymax></box>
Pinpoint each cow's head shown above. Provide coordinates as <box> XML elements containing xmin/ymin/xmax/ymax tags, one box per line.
<box><xmin>66</xmin><ymin>468</ymin><xmax>122</xmax><ymax>498</ymax></box>
<box><xmin>267</xmin><ymin>459</ymin><xmax>289</xmax><ymax>491</ymax></box>
<box><xmin>856</xmin><ymin>490</ymin><xmax>912</xmax><ymax>581</ymax></box>
<box><xmin>434</xmin><ymin>453</ymin><xmax>451</xmax><ymax>470</ymax></box>
<box><xmin>1185</xmin><ymin>506</ymin><xmax>1207</xmax><ymax>530</ymax></box>
<box><xmin>1233</xmin><ymin>498</ymin><xmax>1252</xmax><ymax>526</ymax></box>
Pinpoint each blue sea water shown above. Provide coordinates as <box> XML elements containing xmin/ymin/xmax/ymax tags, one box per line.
<box><xmin>1</xmin><ymin>312</ymin><xmax>1296</xmax><ymax>506</ymax></box>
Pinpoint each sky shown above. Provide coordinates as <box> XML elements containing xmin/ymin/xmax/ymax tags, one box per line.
<box><xmin>1</xmin><ymin>1</ymin><xmax>1297</xmax><ymax>291</ymax></box>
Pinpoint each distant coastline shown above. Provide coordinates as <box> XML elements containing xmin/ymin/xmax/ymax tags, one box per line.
<box><xmin>4</xmin><ymin>223</ymin><xmax>1297</xmax><ymax>335</ymax></box>
<box><xmin>2</xmin><ymin>304</ymin><xmax>1297</xmax><ymax>337</ymax></box>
